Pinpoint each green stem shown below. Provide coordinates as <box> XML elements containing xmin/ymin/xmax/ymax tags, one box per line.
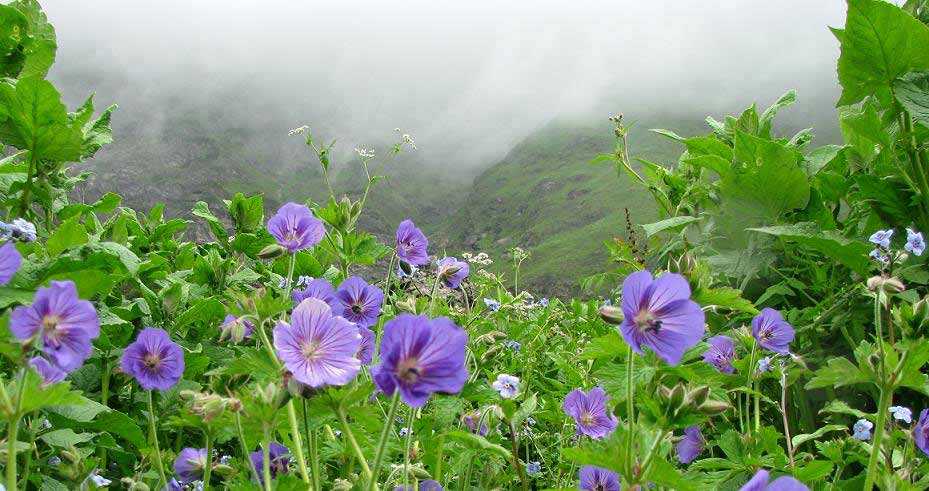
<box><xmin>99</xmin><ymin>354</ymin><xmax>111</xmax><ymax>465</ymax></box>
<box><xmin>636</xmin><ymin>430</ymin><xmax>670</xmax><ymax>483</ymax></box>
<box><xmin>369</xmin><ymin>391</ymin><xmax>402</xmax><ymax>491</ymax></box>
<box><xmin>5</xmin><ymin>367</ymin><xmax>26</xmax><ymax>491</ymax></box>
<box><xmin>286</xmin><ymin>400</ymin><xmax>311</xmax><ymax>484</ymax></box>
<box><xmin>235</xmin><ymin>412</ymin><xmax>263</xmax><ymax>485</ymax></box>
<box><xmin>403</xmin><ymin>407</ymin><xmax>415</xmax><ymax>489</ymax></box>
<box><xmin>433</xmin><ymin>434</ymin><xmax>445</xmax><ymax>485</ymax></box>
<box><xmin>428</xmin><ymin>273</ymin><xmax>441</xmax><ymax>315</ymax></box>
<box><xmin>625</xmin><ymin>345</ymin><xmax>635</xmax><ymax>478</ymax></box>
<box><xmin>335</xmin><ymin>406</ymin><xmax>373</xmax><ymax>480</ymax></box>
<box><xmin>284</xmin><ymin>252</ymin><xmax>297</xmax><ymax>297</ymax></box>
<box><xmin>508</xmin><ymin>421</ymin><xmax>530</xmax><ymax>491</ymax></box>
<box><xmin>262</xmin><ymin>425</ymin><xmax>273</xmax><ymax>491</ymax></box>
<box><xmin>203</xmin><ymin>430</ymin><xmax>213</xmax><ymax>490</ymax></box>
<box><xmin>305</xmin><ymin>399</ymin><xmax>321</xmax><ymax>491</ymax></box>
<box><xmin>147</xmin><ymin>391</ymin><xmax>168</xmax><ymax>487</ymax></box>
<box><xmin>754</xmin><ymin>380</ymin><xmax>761</xmax><ymax>432</ymax></box>
<box><xmin>18</xmin><ymin>153</ymin><xmax>36</xmax><ymax>217</ymax></box>
<box><xmin>864</xmin><ymin>293</ymin><xmax>892</xmax><ymax>490</ymax></box>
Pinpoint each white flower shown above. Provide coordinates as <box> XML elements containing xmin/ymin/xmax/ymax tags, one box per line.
<box><xmin>289</xmin><ymin>125</ymin><xmax>309</xmax><ymax>136</ymax></box>
<box><xmin>354</xmin><ymin>146</ymin><xmax>376</xmax><ymax>159</ymax></box>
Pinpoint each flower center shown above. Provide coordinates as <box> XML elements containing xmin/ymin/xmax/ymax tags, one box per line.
<box><xmin>143</xmin><ymin>353</ymin><xmax>162</xmax><ymax>370</ymax></box>
<box><xmin>633</xmin><ymin>310</ymin><xmax>661</xmax><ymax>333</ymax></box>
<box><xmin>580</xmin><ymin>412</ymin><xmax>595</xmax><ymax>426</ymax></box>
<box><xmin>301</xmin><ymin>341</ymin><xmax>320</xmax><ymax>361</ymax></box>
<box><xmin>350</xmin><ymin>303</ymin><xmax>363</xmax><ymax>315</ymax></box>
<box><xmin>759</xmin><ymin>327</ymin><xmax>773</xmax><ymax>341</ymax></box>
<box><xmin>42</xmin><ymin>315</ymin><xmax>63</xmax><ymax>347</ymax></box>
<box><xmin>397</xmin><ymin>357</ymin><xmax>421</xmax><ymax>384</ymax></box>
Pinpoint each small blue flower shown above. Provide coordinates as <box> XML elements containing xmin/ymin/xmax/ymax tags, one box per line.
<box><xmin>85</xmin><ymin>470</ymin><xmax>112</xmax><ymax>487</ymax></box>
<box><xmin>853</xmin><ymin>419</ymin><xmax>873</xmax><ymax>441</ymax></box>
<box><xmin>48</xmin><ymin>456</ymin><xmax>61</xmax><ymax>466</ymax></box>
<box><xmin>869</xmin><ymin>229</ymin><xmax>894</xmax><ymax>249</ymax></box>
<box><xmin>399</xmin><ymin>427</ymin><xmax>412</xmax><ymax>437</ymax></box>
<box><xmin>295</xmin><ymin>275</ymin><xmax>312</xmax><ymax>288</ymax></box>
<box><xmin>869</xmin><ymin>249</ymin><xmax>889</xmax><ymax>264</ymax></box>
<box><xmin>756</xmin><ymin>356</ymin><xmax>772</xmax><ymax>373</ymax></box>
<box><xmin>526</xmin><ymin>461</ymin><xmax>541</xmax><ymax>476</ymax></box>
<box><xmin>504</xmin><ymin>340</ymin><xmax>521</xmax><ymax>352</ymax></box>
<box><xmin>397</xmin><ymin>262</ymin><xmax>418</xmax><ymax>278</ymax></box>
<box><xmin>10</xmin><ymin>218</ymin><xmax>36</xmax><ymax>242</ymax></box>
<box><xmin>0</xmin><ymin>222</ymin><xmax>12</xmax><ymax>240</ymax></box>
<box><xmin>483</xmin><ymin>298</ymin><xmax>501</xmax><ymax>312</ymax></box>
<box><xmin>906</xmin><ymin>228</ymin><xmax>925</xmax><ymax>257</ymax></box>
<box><xmin>526</xmin><ymin>416</ymin><xmax>536</xmax><ymax>426</ymax></box>
<box><xmin>492</xmin><ymin>374</ymin><xmax>520</xmax><ymax>399</ymax></box>
<box><xmin>218</xmin><ymin>455</ymin><xmax>232</xmax><ymax>465</ymax></box>
<box><xmin>278</xmin><ymin>277</ymin><xmax>288</xmax><ymax>289</ymax></box>
<box><xmin>538</xmin><ymin>297</ymin><xmax>549</xmax><ymax>307</ymax></box>
<box><xmin>890</xmin><ymin>406</ymin><xmax>913</xmax><ymax>424</ymax></box>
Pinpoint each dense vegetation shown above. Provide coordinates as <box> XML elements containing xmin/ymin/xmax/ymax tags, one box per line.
<box><xmin>2</xmin><ymin>0</ymin><xmax>929</xmax><ymax>490</ymax></box>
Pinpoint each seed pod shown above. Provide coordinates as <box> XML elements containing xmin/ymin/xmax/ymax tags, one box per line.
<box><xmin>258</xmin><ymin>243</ymin><xmax>286</xmax><ymax>259</ymax></box>
<box><xmin>684</xmin><ymin>385</ymin><xmax>710</xmax><ymax>408</ymax></box>
<box><xmin>698</xmin><ymin>399</ymin><xmax>730</xmax><ymax>415</ymax></box>
<box><xmin>867</xmin><ymin>275</ymin><xmax>905</xmax><ymax>293</ymax></box>
<box><xmin>599</xmin><ymin>305</ymin><xmax>624</xmax><ymax>325</ymax></box>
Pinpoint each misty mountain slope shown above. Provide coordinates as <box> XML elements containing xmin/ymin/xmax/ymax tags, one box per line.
<box><xmin>439</xmin><ymin>119</ymin><xmax>696</xmax><ymax>297</ymax></box>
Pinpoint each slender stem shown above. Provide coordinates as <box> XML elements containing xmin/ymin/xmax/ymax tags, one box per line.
<box><xmin>284</xmin><ymin>252</ymin><xmax>297</xmax><ymax>296</ymax></box>
<box><xmin>508</xmin><ymin>421</ymin><xmax>530</xmax><ymax>491</ymax></box>
<box><xmin>335</xmin><ymin>406</ymin><xmax>373</xmax><ymax>480</ymax></box>
<box><xmin>636</xmin><ymin>430</ymin><xmax>670</xmax><ymax>483</ymax></box>
<box><xmin>147</xmin><ymin>391</ymin><xmax>168</xmax><ymax>487</ymax></box>
<box><xmin>625</xmin><ymin>345</ymin><xmax>635</xmax><ymax>477</ymax></box>
<box><xmin>428</xmin><ymin>273</ymin><xmax>441</xmax><ymax>315</ymax></box>
<box><xmin>5</xmin><ymin>367</ymin><xmax>26</xmax><ymax>490</ymax></box>
<box><xmin>18</xmin><ymin>153</ymin><xmax>36</xmax><ymax>217</ymax></box>
<box><xmin>255</xmin><ymin>320</ymin><xmax>282</xmax><ymax>369</ymax></box>
<box><xmin>99</xmin><ymin>354</ymin><xmax>111</xmax><ymax>465</ymax></box>
<box><xmin>460</xmin><ymin>459</ymin><xmax>473</xmax><ymax>491</ymax></box>
<box><xmin>235</xmin><ymin>412</ymin><xmax>263</xmax><ymax>485</ymax></box>
<box><xmin>753</xmin><ymin>379</ymin><xmax>761</xmax><ymax>432</ymax></box>
<box><xmin>203</xmin><ymin>430</ymin><xmax>213</xmax><ymax>490</ymax></box>
<box><xmin>261</xmin><ymin>425</ymin><xmax>273</xmax><ymax>491</ymax></box>
<box><xmin>305</xmin><ymin>399</ymin><xmax>321</xmax><ymax>491</ymax></box>
<box><xmin>369</xmin><ymin>391</ymin><xmax>402</xmax><ymax>491</ymax></box>
<box><xmin>403</xmin><ymin>407</ymin><xmax>415</xmax><ymax>489</ymax></box>
<box><xmin>780</xmin><ymin>371</ymin><xmax>795</xmax><ymax>468</ymax></box>
<box><xmin>746</xmin><ymin>342</ymin><xmax>758</xmax><ymax>432</ymax></box>
<box><xmin>864</xmin><ymin>294</ymin><xmax>892</xmax><ymax>490</ymax></box>
<box><xmin>286</xmin><ymin>400</ymin><xmax>311</xmax><ymax>484</ymax></box>
<box><xmin>433</xmin><ymin>434</ymin><xmax>445</xmax><ymax>485</ymax></box>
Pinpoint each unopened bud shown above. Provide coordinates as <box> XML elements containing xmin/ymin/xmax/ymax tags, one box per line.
<box><xmin>867</xmin><ymin>275</ymin><xmax>905</xmax><ymax>293</ymax></box>
<box><xmin>258</xmin><ymin>243</ymin><xmax>286</xmax><ymax>260</ymax></box>
<box><xmin>698</xmin><ymin>400</ymin><xmax>730</xmax><ymax>415</ymax></box>
<box><xmin>667</xmin><ymin>383</ymin><xmax>685</xmax><ymax>410</ymax></box>
<box><xmin>684</xmin><ymin>385</ymin><xmax>710</xmax><ymax>408</ymax></box>
<box><xmin>599</xmin><ymin>305</ymin><xmax>624</xmax><ymax>325</ymax></box>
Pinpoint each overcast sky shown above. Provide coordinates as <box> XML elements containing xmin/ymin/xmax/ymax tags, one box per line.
<box><xmin>42</xmin><ymin>0</ymin><xmax>847</xmax><ymax>172</ymax></box>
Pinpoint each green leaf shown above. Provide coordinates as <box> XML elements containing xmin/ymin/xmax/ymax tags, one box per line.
<box><xmin>836</xmin><ymin>0</ymin><xmax>929</xmax><ymax>105</ymax></box>
<box><xmin>444</xmin><ymin>430</ymin><xmax>511</xmax><ymax>460</ymax></box>
<box><xmin>804</xmin><ymin>145</ymin><xmax>845</xmax><ymax>176</ymax></box>
<box><xmin>39</xmin><ymin>428</ymin><xmax>94</xmax><ymax>448</ymax></box>
<box><xmin>46</xmin><ymin>215</ymin><xmax>88</xmax><ymax>256</ymax></box>
<box><xmin>640</xmin><ymin>216</ymin><xmax>700</xmax><ymax>238</ymax></box>
<box><xmin>0</xmin><ymin>5</ymin><xmax>28</xmax><ymax>78</ymax></box>
<box><xmin>692</xmin><ymin>286</ymin><xmax>758</xmax><ymax>314</ymax></box>
<box><xmin>17</xmin><ymin>369</ymin><xmax>84</xmax><ymax>414</ymax></box>
<box><xmin>511</xmin><ymin>392</ymin><xmax>537</xmax><ymax>427</ymax></box>
<box><xmin>793</xmin><ymin>460</ymin><xmax>835</xmax><ymax>483</ymax></box>
<box><xmin>748</xmin><ymin>222</ymin><xmax>872</xmax><ymax>276</ymax></box>
<box><xmin>759</xmin><ymin>89</ymin><xmax>797</xmax><ymax>137</ymax></box>
<box><xmin>191</xmin><ymin>201</ymin><xmax>229</xmax><ymax>243</ymax></box>
<box><xmin>791</xmin><ymin>424</ymin><xmax>847</xmax><ymax>450</ymax></box>
<box><xmin>819</xmin><ymin>400</ymin><xmax>871</xmax><ymax>419</ymax></box>
<box><xmin>805</xmin><ymin>356</ymin><xmax>869</xmax><ymax>390</ymax></box>
<box><xmin>595</xmin><ymin>359</ymin><xmax>656</xmax><ymax>403</ymax></box>
<box><xmin>10</xmin><ymin>0</ymin><xmax>56</xmax><ymax>78</ymax></box>
<box><xmin>80</xmin><ymin>102</ymin><xmax>116</xmax><ymax>159</ymax></box>
<box><xmin>895</xmin><ymin>72</ymin><xmax>929</xmax><ymax>127</ymax></box>
<box><xmin>0</xmin><ymin>76</ymin><xmax>82</xmax><ymax>162</ymax></box>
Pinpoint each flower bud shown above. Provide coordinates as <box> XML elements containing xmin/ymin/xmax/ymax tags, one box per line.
<box><xmin>697</xmin><ymin>400</ymin><xmax>730</xmax><ymax>415</ymax></box>
<box><xmin>684</xmin><ymin>385</ymin><xmax>710</xmax><ymax>408</ymax></box>
<box><xmin>599</xmin><ymin>305</ymin><xmax>624</xmax><ymax>325</ymax></box>
<box><xmin>667</xmin><ymin>383</ymin><xmax>686</xmax><ymax>411</ymax></box>
<box><xmin>867</xmin><ymin>275</ymin><xmax>905</xmax><ymax>293</ymax></box>
<box><xmin>258</xmin><ymin>243</ymin><xmax>286</xmax><ymax>259</ymax></box>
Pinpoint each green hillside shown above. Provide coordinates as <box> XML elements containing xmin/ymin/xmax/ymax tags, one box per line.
<box><xmin>437</xmin><ymin>119</ymin><xmax>691</xmax><ymax>297</ymax></box>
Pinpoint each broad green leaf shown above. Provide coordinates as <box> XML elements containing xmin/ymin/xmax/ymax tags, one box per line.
<box><xmin>836</xmin><ymin>0</ymin><xmax>929</xmax><ymax>105</ymax></box>
<box><xmin>819</xmin><ymin>400</ymin><xmax>871</xmax><ymax>419</ymax></box>
<box><xmin>444</xmin><ymin>430</ymin><xmax>511</xmax><ymax>460</ymax></box>
<box><xmin>804</xmin><ymin>144</ymin><xmax>845</xmax><ymax>176</ymax></box>
<box><xmin>641</xmin><ymin>215</ymin><xmax>700</xmax><ymax>237</ymax></box>
<box><xmin>0</xmin><ymin>5</ymin><xmax>28</xmax><ymax>78</ymax></box>
<box><xmin>0</xmin><ymin>76</ymin><xmax>81</xmax><ymax>162</ymax></box>
<box><xmin>39</xmin><ymin>428</ymin><xmax>94</xmax><ymax>447</ymax></box>
<box><xmin>895</xmin><ymin>72</ymin><xmax>929</xmax><ymax>127</ymax></box>
<box><xmin>692</xmin><ymin>286</ymin><xmax>758</xmax><ymax>314</ymax></box>
<box><xmin>80</xmin><ymin>102</ymin><xmax>116</xmax><ymax>159</ymax></box>
<box><xmin>748</xmin><ymin>222</ymin><xmax>872</xmax><ymax>276</ymax></box>
<box><xmin>759</xmin><ymin>89</ymin><xmax>797</xmax><ymax>137</ymax></box>
<box><xmin>191</xmin><ymin>200</ymin><xmax>229</xmax><ymax>243</ymax></box>
<box><xmin>10</xmin><ymin>0</ymin><xmax>56</xmax><ymax>78</ymax></box>
<box><xmin>805</xmin><ymin>356</ymin><xmax>869</xmax><ymax>390</ymax></box>
<box><xmin>46</xmin><ymin>215</ymin><xmax>88</xmax><ymax>256</ymax></box>
<box><xmin>791</xmin><ymin>424</ymin><xmax>847</xmax><ymax>450</ymax></box>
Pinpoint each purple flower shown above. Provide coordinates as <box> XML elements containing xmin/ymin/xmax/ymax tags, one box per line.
<box><xmin>906</xmin><ymin>228</ymin><xmax>925</xmax><ymax>256</ymax></box>
<box><xmin>869</xmin><ymin>229</ymin><xmax>894</xmax><ymax>248</ymax></box>
<box><xmin>462</xmin><ymin>411</ymin><xmax>488</xmax><ymax>436</ymax></box>
<box><xmin>10</xmin><ymin>280</ymin><xmax>100</xmax><ymax>372</ymax></box>
<box><xmin>739</xmin><ymin>469</ymin><xmax>808</xmax><ymax>491</ymax></box>
<box><xmin>29</xmin><ymin>356</ymin><xmax>66</xmax><ymax>385</ymax></box>
<box><xmin>703</xmin><ymin>335</ymin><xmax>735</xmax><ymax>374</ymax></box>
<box><xmin>618</xmin><ymin>270</ymin><xmax>705</xmax><ymax>365</ymax></box>
<box><xmin>10</xmin><ymin>218</ymin><xmax>36</xmax><ymax>242</ymax></box>
<box><xmin>357</xmin><ymin>325</ymin><xmax>375</xmax><ymax>365</ymax></box>
<box><xmin>869</xmin><ymin>249</ymin><xmax>889</xmax><ymax>264</ymax></box>
<box><xmin>752</xmin><ymin>308</ymin><xmax>794</xmax><ymax>355</ymax></box>
<box><xmin>527</xmin><ymin>461</ymin><xmax>541</xmax><ymax>475</ymax></box>
<box><xmin>914</xmin><ymin>409</ymin><xmax>929</xmax><ymax>457</ymax></box>
<box><xmin>333</xmin><ymin>276</ymin><xmax>384</xmax><ymax>328</ymax></box>
<box><xmin>757</xmin><ymin>356</ymin><xmax>773</xmax><ymax>373</ymax></box>
<box><xmin>492</xmin><ymin>374</ymin><xmax>520</xmax><ymax>399</ymax></box>
<box><xmin>267</xmin><ymin>202</ymin><xmax>325</xmax><ymax>253</ymax></box>
<box><xmin>218</xmin><ymin>315</ymin><xmax>253</xmax><ymax>343</ymax></box>
<box><xmin>396</xmin><ymin>219</ymin><xmax>429</xmax><ymax>266</ymax></box>
<box><xmin>578</xmin><ymin>466</ymin><xmax>621</xmax><ymax>491</ymax></box>
<box><xmin>173</xmin><ymin>447</ymin><xmax>207</xmax><ymax>484</ymax></box>
<box><xmin>562</xmin><ymin>387</ymin><xmax>618</xmax><ymax>439</ymax></box>
<box><xmin>0</xmin><ymin>241</ymin><xmax>22</xmax><ymax>285</ymax></box>
<box><xmin>372</xmin><ymin>314</ymin><xmax>468</xmax><ymax>407</ymax></box>
<box><xmin>292</xmin><ymin>278</ymin><xmax>336</xmax><ymax>306</ymax></box>
<box><xmin>436</xmin><ymin>257</ymin><xmax>469</xmax><ymax>289</ymax></box>
<box><xmin>484</xmin><ymin>298</ymin><xmax>501</xmax><ymax>312</ymax></box>
<box><xmin>394</xmin><ymin>481</ymin><xmax>443</xmax><ymax>491</ymax></box>
<box><xmin>120</xmin><ymin>328</ymin><xmax>185</xmax><ymax>391</ymax></box>
<box><xmin>676</xmin><ymin>426</ymin><xmax>704</xmax><ymax>464</ymax></box>
<box><xmin>164</xmin><ymin>478</ymin><xmax>183</xmax><ymax>491</ymax></box>
<box><xmin>274</xmin><ymin>298</ymin><xmax>361</xmax><ymax>388</ymax></box>
<box><xmin>250</xmin><ymin>442</ymin><xmax>291</xmax><ymax>483</ymax></box>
